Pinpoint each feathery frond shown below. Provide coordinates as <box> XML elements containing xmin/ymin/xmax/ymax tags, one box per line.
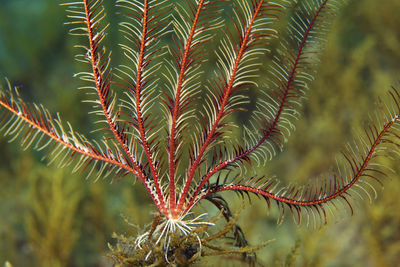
<box><xmin>179</xmin><ymin>0</ymin><xmax>345</xmax><ymax>213</ymax></box>
<box><xmin>115</xmin><ymin>0</ymin><xmax>173</xmax><ymax>209</ymax></box>
<box><xmin>201</xmin><ymin>89</ymin><xmax>400</xmax><ymax>225</ymax></box>
<box><xmin>0</xmin><ymin>81</ymin><xmax>133</xmax><ymax>179</ymax></box>
<box><xmin>243</xmin><ymin>0</ymin><xmax>346</xmax><ymax>165</ymax></box>
<box><xmin>177</xmin><ymin>0</ymin><xmax>287</xmax><ymax>213</ymax></box>
<box><xmin>1</xmin><ymin>0</ymin><xmax>400</xmax><ymax>263</ymax></box>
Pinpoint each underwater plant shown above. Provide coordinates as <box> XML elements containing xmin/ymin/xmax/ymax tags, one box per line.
<box><xmin>1</xmin><ymin>0</ymin><xmax>400</xmax><ymax>265</ymax></box>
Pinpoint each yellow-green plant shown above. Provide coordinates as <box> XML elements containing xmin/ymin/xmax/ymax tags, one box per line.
<box><xmin>26</xmin><ymin>167</ymin><xmax>83</xmax><ymax>267</ymax></box>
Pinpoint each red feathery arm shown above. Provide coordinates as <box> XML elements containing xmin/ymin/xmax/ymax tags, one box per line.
<box><xmin>82</xmin><ymin>0</ymin><xmax>140</xmax><ymax>170</ymax></box>
<box><xmin>132</xmin><ymin>0</ymin><xmax>166</xmax><ymax>210</ymax></box>
<box><xmin>65</xmin><ymin>0</ymin><xmax>167</xmax><ymax>212</ymax></box>
<box><xmin>168</xmin><ymin>0</ymin><xmax>207</xmax><ymax>214</ymax></box>
<box><xmin>199</xmin><ymin>93</ymin><xmax>400</xmax><ymax>224</ymax></box>
<box><xmin>185</xmin><ymin>0</ymin><xmax>337</xmax><ymax>209</ymax></box>
<box><xmin>177</xmin><ymin>0</ymin><xmax>280</xmax><ymax>212</ymax></box>
<box><xmin>0</xmin><ymin>88</ymin><xmax>134</xmax><ymax>174</ymax></box>
<box><xmin>0</xmin><ymin>84</ymin><xmax>172</xmax><ymax>210</ymax></box>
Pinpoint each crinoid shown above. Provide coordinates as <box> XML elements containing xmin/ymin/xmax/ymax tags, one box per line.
<box><xmin>1</xmin><ymin>0</ymin><xmax>400</xmax><ymax>265</ymax></box>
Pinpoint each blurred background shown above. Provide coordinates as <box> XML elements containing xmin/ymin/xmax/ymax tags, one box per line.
<box><xmin>1</xmin><ymin>0</ymin><xmax>400</xmax><ymax>266</ymax></box>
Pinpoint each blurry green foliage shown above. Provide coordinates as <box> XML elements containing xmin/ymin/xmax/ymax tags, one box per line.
<box><xmin>25</xmin><ymin>166</ymin><xmax>83</xmax><ymax>267</ymax></box>
<box><xmin>0</xmin><ymin>0</ymin><xmax>400</xmax><ymax>266</ymax></box>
